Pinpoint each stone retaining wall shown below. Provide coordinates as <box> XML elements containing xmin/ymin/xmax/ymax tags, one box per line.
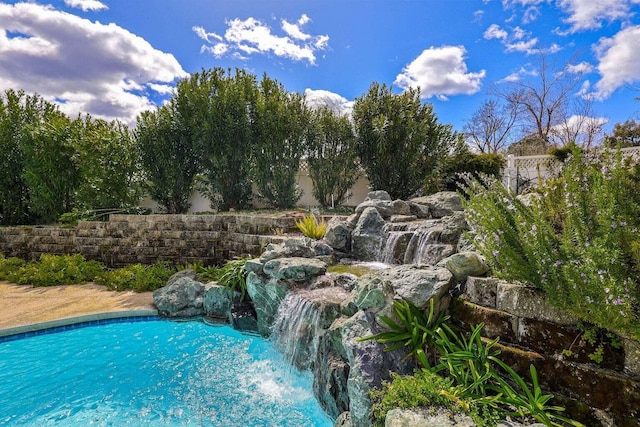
<box><xmin>0</xmin><ymin>214</ymin><xmax>300</xmax><ymax>267</ymax></box>
<box><xmin>452</xmin><ymin>276</ymin><xmax>640</xmax><ymax>426</ymax></box>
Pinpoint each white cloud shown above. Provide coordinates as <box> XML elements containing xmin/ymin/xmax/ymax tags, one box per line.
<box><xmin>64</xmin><ymin>0</ymin><xmax>107</xmax><ymax>12</ymax></box>
<box><xmin>484</xmin><ymin>24</ymin><xmax>508</xmax><ymax>40</ymax></box>
<box><xmin>195</xmin><ymin>15</ymin><xmax>329</xmax><ymax>65</ymax></box>
<box><xmin>484</xmin><ymin>24</ymin><xmax>543</xmax><ymax>54</ymax></box>
<box><xmin>558</xmin><ymin>0</ymin><xmax>639</xmax><ymax>32</ymax></box>
<box><xmin>566</xmin><ymin>61</ymin><xmax>593</xmax><ymax>74</ymax></box>
<box><xmin>394</xmin><ymin>46</ymin><xmax>486</xmax><ymax>100</ymax></box>
<box><xmin>593</xmin><ymin>25</ymin><xmax>640</xmax><ymax>99</ymax></box>
<box><xmin>304</xmin><ymin>88</ymin><xmax>353</xmax><ymax>116</ymax></box>
<box><xmin>0</xmin><ymin>2</ymin><xmax>186</xmax><ymax>124</ymax></box>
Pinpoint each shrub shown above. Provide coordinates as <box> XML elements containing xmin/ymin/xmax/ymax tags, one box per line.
<box><xmin>95</xmin><ymin>261</ymin><xmax>174</xmax><ymax>292</ymax></box>
<box><xmin>9</xmin><ymin>254</ymin><xmax>105</xmax><ymax>286</ymax></box>
<box><xmin>461</xmin><ymin>147</ymin><xmax>640</xmax><ymax>339</ymax></box>
<box><xmin>216</xmin><ymin>256</ymin><xmax>251</xmax><ymax>301</ymax></box>
<box><xmin>295</xmin><ymin>213</ymin><xmax>327</xmax><ymax>240</ymax></box>
<box><xmin>425</xmin><ymin>151</ymin><xmax>505</xmax><ymax>194</ymax></box>
<box><xmin>0</xmin><ymin>254</ymin><xmax>26</xmax><ymax>280</ymax></box>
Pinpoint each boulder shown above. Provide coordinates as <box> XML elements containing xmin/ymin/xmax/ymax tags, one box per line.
<box><xmin>244</xmin><ymin>258</ymin><xmax>264</xmax><ymax>274</ymax></box>
<box><xmin>407</xmin><ymin>201</ymin><xmax>430</xmax><ymax>218</ymax></box>
<box><xmin>341</xmin><ymin>310</ymin><xmax>403</xmax><ymax>427</ymax></box>
<box><xmin>326</xmin><ymin>218</ymin><xmax>353</xmax><ymax>253</ymax></box>
<box><xmin>313</xmin><ymin>241</ymin><xmax>334</xmax><ymax>256</ymax></box>
<box><xmin>384</xmin><ymin>265</ymin><xmax>453</xmax><ymax>309</ymax></box>
<box><xmin>355</xmin><ymin>200</ymin><xmax>393</xmax><ymax>219</ymax></box>
<box><xmin>260</xmin><ymin>238</ymin><xmax>316</xmax><ymax>262</ymax></box>
<box><xmin>441</xmin><ymin>252</ymin><xmax>489</xmax><ymax>283</ymax></box>
<box><xmin>315</xmin><ymin>319</ymin><xmax>351</xmax><ymax>419</ymax></box>
<box><xmin>246</xmin><ymin>273</ymin><xmax>292</xmax><ymax>336</ymax></box>
<box><xmin>384</xmin><ymin>408</ymin><xmax>476</xmax><ymax>427</ymax></box>
<box><xmin>390</xmin><ymin>199</ymin><xmax>411</xmax><ymax>216</ymax></box>
<box><xmin>352</xmin><ymin>207</ymin><xmax>386</xmax><ymax>261</ymax></box>
<box><xmin>203</xmin><ymin>283</ymin><xmax>235</xmax><ymax>318</ymax></box>
<box><xmin>411</xmin><ymin>191</ymin><xmax>463</xmax><ymax>218</ymax></box>
<box><xmin>334</xmin><ymin>412</ymin><xmax>353</xmax><ymax>427</ymax></box>
<box><xmin>365</xmin><ymin>190</ymin><xmax>391</xmax><ymax>201</ymax></box>
<box><xmin>440</xmin><ymin>211</ymin><xmax>469</xmax><ymax>243</ymax></box>
<box><xmin>263</xmin><ymin>257</ymin><xmax>327</xmax><ymax>282</ymax></box>
<box><xmin>153</xmin><ymin>277</ymin><xmax>211</xmax><ymax>318</ymax></box>
<box><xmin>166</xmin><ymin>269</ymin><xmax>196</xmax><ymax>287</ymax></box>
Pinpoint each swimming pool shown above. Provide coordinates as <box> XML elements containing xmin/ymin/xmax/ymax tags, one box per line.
<box><xmin>0</xmin><ymin>319</ymin><xmax>333</xmax><ymax>426</ymax></box>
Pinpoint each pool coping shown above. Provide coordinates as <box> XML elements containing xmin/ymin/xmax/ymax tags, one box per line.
<box><xmin>0</xmin><ymin>309</ymin><xmax>159</xmax><ymax>340</ymax></box>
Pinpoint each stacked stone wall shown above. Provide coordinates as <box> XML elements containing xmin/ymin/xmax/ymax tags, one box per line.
<box><xmin>452</xmin><ymin>277</ymin><xmax>640</xmax><ymax>425</ymax></box>
<box><xmin>0</xmin><ymin>214</ymin><xmax>298</xmax><ymax>267</ymax></box>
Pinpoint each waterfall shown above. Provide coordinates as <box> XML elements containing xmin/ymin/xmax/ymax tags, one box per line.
<box><xmin>379</xmin><ymin>231</ymin><xmax>405</xmax><ymax>264</ymax></box>
<box><xmin>377</xmin><ymin>219</ymin><xmax>453</xmax><ymax>266</ymax></box>
<box><xmin>271</xmin><ymin>292</ymin><xmax>322</xmax><ymax>372</ymax></box>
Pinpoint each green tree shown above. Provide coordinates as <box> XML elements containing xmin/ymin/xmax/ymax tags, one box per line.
<box><xmin>605</xmin><ymin>120</ymin><xmax>640</xmax><ymax>148</ymax></box>
<box><xmin>352</xmin><ymin>82</ymin><xmax>458</xmax><ymax>199</ymax></box>
<box><xmin>135</xmin><ymin>105</ymin><xmax>201</xmax><ymax>214</ymax></box>
<box><xmin>200</xmin><ymin>68</ymin><xmax>257</xmax><ymax>210</ymax></box>
<box><xmin>0</xmin><ymin>89</ymin><xmax>73</xmax><ymax>225</ymax></box>
<box><xmin>305</xmin><ymin>106</ymin><xmax>360</xmax><ymax>207</ymax></box>
<box><xmin>74</xmin><ymin>116</ymin><xmax>142</xmax><ymax>210</ymax></box>
<box><xmin>253</xmin><ymin>75</ymin><xmax>309</xmax><ymax>208</ymax></box>
<box><xmin>21</xmin><ymin>112</ymin><xmax>82</xmax><ymax>223</ymax></box>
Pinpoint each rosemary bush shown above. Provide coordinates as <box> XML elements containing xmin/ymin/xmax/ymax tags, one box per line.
<box><xmin>461</xmin><ymin>148</ymin><xmax>640</xmax><ymax>339</ymax></box>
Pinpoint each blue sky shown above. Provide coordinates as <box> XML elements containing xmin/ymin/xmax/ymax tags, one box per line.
<box><xmin>1</xmin><ymin>0</ymin><xmax>640</xmax><ymax>140</ymax></box>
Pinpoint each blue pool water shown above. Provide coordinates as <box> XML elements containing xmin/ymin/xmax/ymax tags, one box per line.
<box><xmin>0</xmin><ymin>319</ymin><xmax>333</xmax><ymax>426</ymax></box>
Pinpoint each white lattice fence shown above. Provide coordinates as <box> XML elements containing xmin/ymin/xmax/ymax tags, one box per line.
<box><xmin>502</xmin><ymin>146</ymin><xmax>640</xmax><ymax>193</ymax></box>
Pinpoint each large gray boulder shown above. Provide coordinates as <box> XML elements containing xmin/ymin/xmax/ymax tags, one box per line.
<box><xmin>387</xmin><ymin>265</ymin><xmax>453</xmax><ymax>309</ymax></box>
<box><xmin>153</xmin><ymin>277</ymin><xmax>211</xmax><ymax>317</ymax></box>
<box><xmin>260</xmin><ymin>238</ymin><xmax>316</xmax><ymax>262</ymax></box>
<box><xmin>341</xmin><ymin>310</ymin><xmax>408</xmax><ymax>427</ymax></box>
<box><xmin>385</xmin><ymin>408</ymin><xmax>545</xmax><ymax>427</ymax></box>
<box><xmin>326</xmin><ymin>218</ymin><xmax>353</xmax><ymax>253</ymax></box>
<box><xmin>263</xmin><ymin>257</ymin><xmax>327</xmax><ymax>281</ymax></box>
<box><xmin>203</xmin><ymin>284</ymin><xmax>236</xmax><ymax>318</ymax></box>
<box><xmin>440</xmin><ymin>251</ymin><xmax>489</xmax><ymax>283</ymax></box>
<box><xmin>352</xmin><ymin>207</ymin><xmax>386</xmax><ymax>261</ymax></box>
<box><xmin>411</xmin><ymin>191</ymin><xmax>463</xmax><ymax>218</ymax></box>
<box><xmin>440</xmin><ymin>211</ymin><xmax>469</xmax><ymax>243</ymax></box>
<box><xmin>365</xmin><ymin>190</ymin><xmax>391</xmax><ymax>201</ymax></box>
<box><xmin>246</xmin><ymin>273</ymin><xmax>291</xmax><ymax>336</ymax></box>
<box><xmin>385</xmin><ymin>408</ymin><xmax>476</xmax><ymax>427</ymax></box>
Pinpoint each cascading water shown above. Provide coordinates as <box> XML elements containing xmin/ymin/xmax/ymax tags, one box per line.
<box><xmin>378</xmin><ymin>220</ymin><xmax>455</xmax><ymax>266</ymax></box>
<box><xmin>271</xmin><ymin>292</ymin><xmax>322</xmax><ymax>372</ymax></box>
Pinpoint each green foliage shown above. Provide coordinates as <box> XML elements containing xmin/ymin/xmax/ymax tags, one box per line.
<box><xmin>295</xmin><ymin>213</ymin><xmax>327</xmax><ymax>240</ymax></box>
<box><xmin>8</xmin><ymin>254</ymin><xmax>105</xmax><ymax>287</ymax></box>
<box><xmin>352</xmin><ymin>82</ymin><xmax>459</xmax><ymax>199</ymax></box>
<box><xmin>73</xmin><ymin>117</ymin><xmax>142</xmax><ymax>210</ymax></box>
<box><xmin>434</xmin><ymin>324</ymin><xmax>501</xmax><ymax>399</ymax></box>
<box><xmin>135</xmin><ymin>104</ymin><xmax>201</xmax><ymax>214</ymax></box>
<box><xmin>0</xmin><ymin>254</ymin><xmax>27</xmax><ymax>280</ymax></box>
<box><xmin>253</xmin><ymin>75</ymin><xmax>308</xmax><ymax>208</ymax></box>
<box><xmin>490</xmin><ymin>359</ymin><xmax>584</xmax><ymax>426</ymax></box>
<box><xmin>365</xmin><ymin>297</ymin><xmax>582</xmax><ymax>426</ymax></box>
<box><xmin>604</xmin><ymin>120</ymin><xmax>640</xmax><ymax>148</ymax></box>
<box><xmin>305</xmin><ymin>106</ymin><xmax>361</xmax><ymax>207</ymax></box>
<box><xmin>359</xmin><ymin>299</ymin><xmax>449</xmax><ymax>369</ymax></box>
<box><xmin>215</xmin><ymin>257</ymin><xmax>251</xmax><ymax>301</ymax></box>
<box><xmin>461</xmin><ymin>147</ymin><xmax>640</xmax><ymax>339</ymax></box>
<box><xmin>425</xmin><ymin>150</ymin><xmax>506</xmax><ymax>194</ymax></box>
<box><xmin>95</xmin><ymin>261</ymin><xmax>174</xmax><ymax>292</ymax></box>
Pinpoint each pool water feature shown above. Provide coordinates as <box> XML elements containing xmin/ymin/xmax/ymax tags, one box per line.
<box><xmin>0</xmin><ymin>319</ymin><xmax>333</xmax><ymax>426</ymax></box>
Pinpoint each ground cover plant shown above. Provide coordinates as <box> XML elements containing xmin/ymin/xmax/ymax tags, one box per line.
<box><xmin>461</xmin><ymin>147</ymin><xmax>640</xmax><ymax>340</ymax></box>
<box><xmin>295</xmin><ymin>213</ymin><xmax>327</xmax><ymax>240</ymax></box>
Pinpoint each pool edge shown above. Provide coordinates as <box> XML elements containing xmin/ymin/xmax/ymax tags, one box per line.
<box><xmin>0</xmin><ymin>309</ymin><xmax>159</xmax><ymax>339</ymax></box>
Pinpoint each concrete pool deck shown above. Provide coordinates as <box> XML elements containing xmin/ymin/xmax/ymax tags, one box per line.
<box><xmin>0</xmin><ymin>281</ymin><xmax>155</xmax><ymax>332</ymax></box>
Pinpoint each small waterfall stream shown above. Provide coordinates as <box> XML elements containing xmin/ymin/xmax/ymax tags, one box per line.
<box><xmin>271</xmin><ymin>292</ymin><xmax>322</xmax><ymax>372</ymax></box>
<box><xmin>378</xmin><ymin>220</ymin><xmax>455</xmax><ymax>266</ymax></box>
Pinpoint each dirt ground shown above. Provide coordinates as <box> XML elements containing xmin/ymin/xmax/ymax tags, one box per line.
<box><xmin>0</xmin><ymin>281</ymin><xmax>155</xmax><ymax>330</ymax></box>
